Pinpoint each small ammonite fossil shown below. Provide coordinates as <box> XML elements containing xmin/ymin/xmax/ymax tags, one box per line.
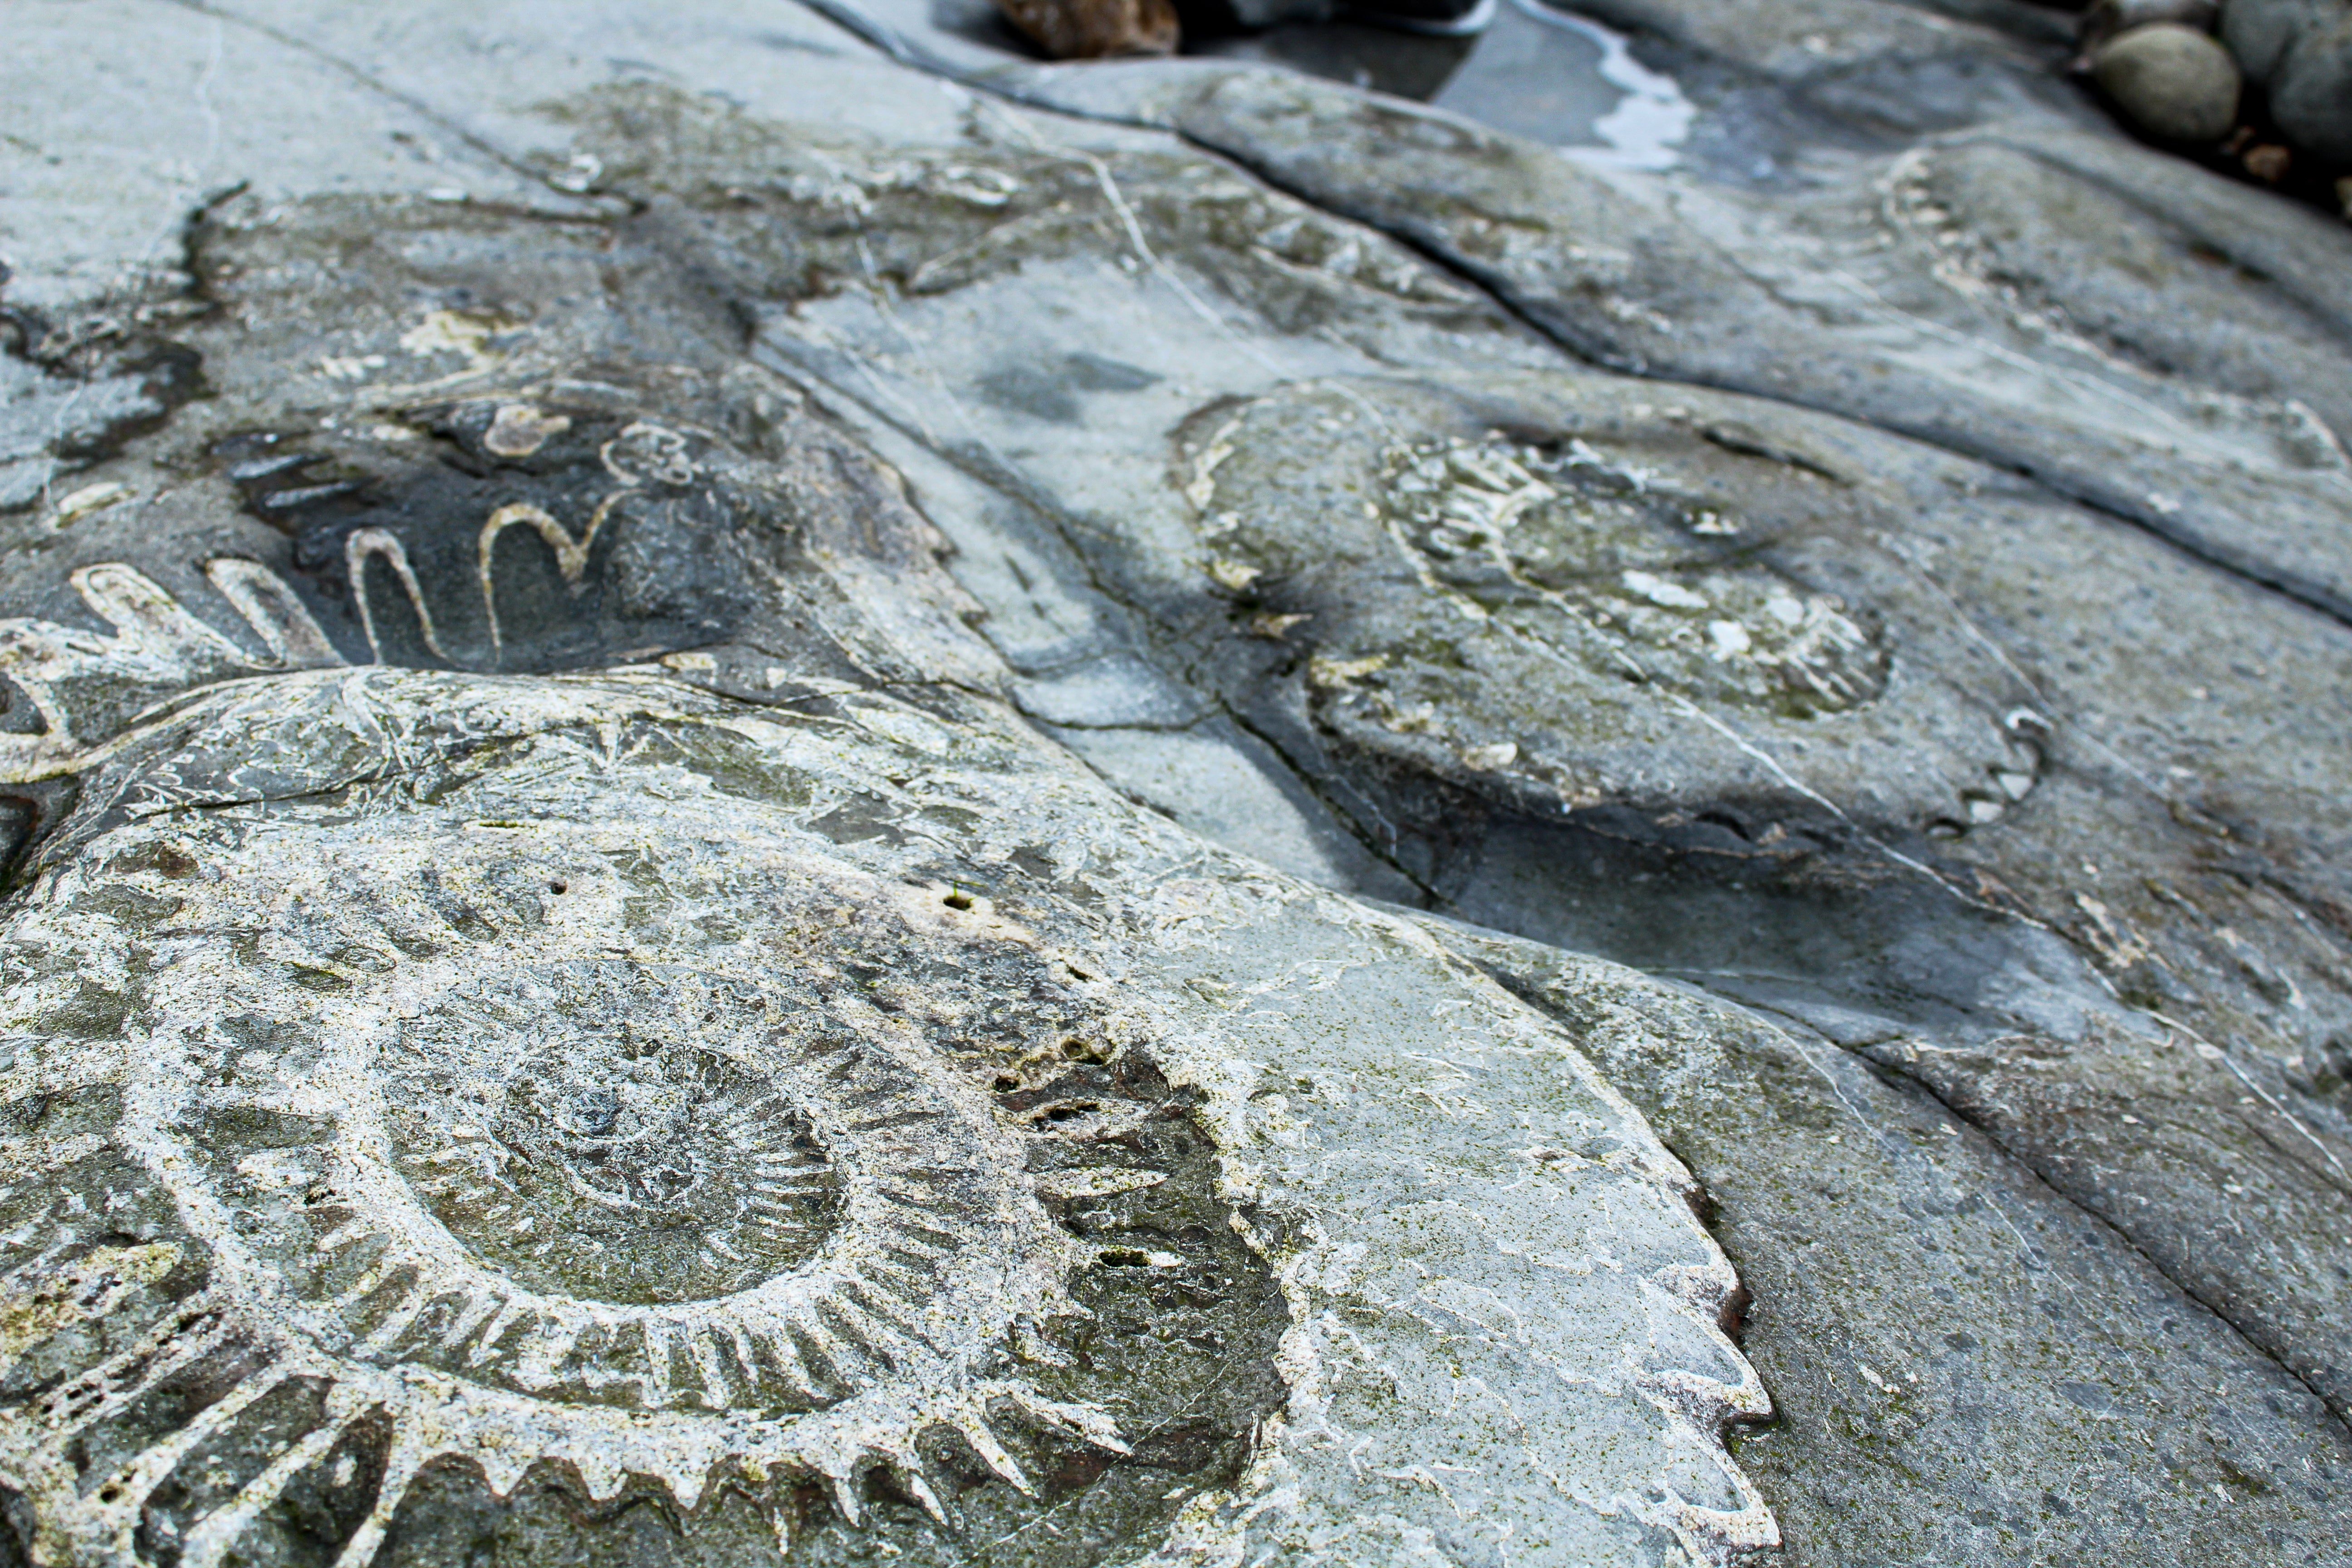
<box><xmin>387</xmin><ymin>1009</ymin><xmax>845</xmax><ymax>1307</ymax></box>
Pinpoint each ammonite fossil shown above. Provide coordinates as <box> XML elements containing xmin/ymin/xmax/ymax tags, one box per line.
<box><xmin>1174</xmin><ymin>376</ymin><xmax>2052</xmax><ymax>844</ymax></box>
<box><xmin>0</xmin><ymin>664</ymin><xmax>1771</xmax><ymax>1566</ymax></box>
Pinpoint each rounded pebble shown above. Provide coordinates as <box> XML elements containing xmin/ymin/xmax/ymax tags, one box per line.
<box><xmin>2218</xmin><ymin>0</ymin><xmax>2323</xmax><ymax>83</ymax></box>
<box><xmin>2093</xmin><ymin>23</ymin><xmax>2244</xmax><ymax>141</ymax></box>
<box><xmin>2270</xmin><ymin>13</ymin><xmax>2352</xmax><ymax>162</ymax></box>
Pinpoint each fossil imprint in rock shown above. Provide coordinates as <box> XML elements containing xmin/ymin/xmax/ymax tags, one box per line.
<box><xmin>1178</xmin><ymin>378</ymin><xmax>2052</xmax><ymax>842</ymax></box>
<box><xmin>0</xmin><ymin>667</ymin><xmax>1282</xmax><ymax>1564</ymax></box>
<box><xmin>0</xmin><ymin>199</ymin><xmax>1776</xmax><ymax>1560</ymax></box>
<box><xmin>0</xmin><ymin>652</ymin><xmax>1770</xmax><ymax>1565</ymax></box>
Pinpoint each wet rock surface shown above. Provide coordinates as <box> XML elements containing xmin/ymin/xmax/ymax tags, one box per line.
<box><xmin>3</xmin><ymin>1</ymin><xmax>2351</xmax><ymax>1564</ymax></box>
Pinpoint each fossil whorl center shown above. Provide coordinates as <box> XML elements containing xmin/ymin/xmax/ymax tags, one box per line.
<box><xmin>385</xmin><ymin>989</ymin><xmax>843</xmax><ymax>1309</ymax></box>
<box><xmin>153</xmin><ymin>839</ymin><xmax>1060</xmax><ymax>1424</ymax></box>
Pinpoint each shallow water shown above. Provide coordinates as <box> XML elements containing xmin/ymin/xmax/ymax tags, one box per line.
<box><xmin>1431</xmin><ymin>0</ymin><xmax>1692</xmax><ymax>167</ymax></box>
<box><xmin>922</xmin><ymin>0</ymin><xmax>1693</xmax><ymax>166</ymax></box>
<box><xmin>1196</xmin><ymin>0</ymin><xmax>1692</xmax><ymax>165</ymax></box>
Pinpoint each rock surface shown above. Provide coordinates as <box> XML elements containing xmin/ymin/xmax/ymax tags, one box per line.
<box><xmin>0</xmin><ymin>667</ymin><xmax>1765</xmax><ymax>1566</ymax></box>
<box><xmin>1423</xmin><ymin>918</ymin><xmax>2352</xmax><ymax>1565</ymax></box>
<box><xmin>2</xmin><ymin>1</ymin><xmax>2350</xmax><ymax>1565</ymax></box>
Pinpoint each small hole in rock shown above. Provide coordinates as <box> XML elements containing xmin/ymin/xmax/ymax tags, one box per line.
<box><xmin>548</xmin><ymin>881</ymin><xmax>567</xmax><ymax>895</ymax></box>
<box><xmin>943</xmin><ymin>891</ymin><xmax>974</xmax><ymax>911</ymax></box>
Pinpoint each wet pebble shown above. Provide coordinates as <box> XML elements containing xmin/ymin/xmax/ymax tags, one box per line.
<box><xmin>2093</xmin><ymin>22</ymin><xmax>2243</xmax><ymax>141</ymax></box>
<box><xmin>2222</xmin><ymin>0</ymin><xmax>2352</xmax><ymax>162</ymax></box>
<box><xmin>2269</xmin><ymin>14</ymin><xmax>2352</xmax><ymax>162</ymax></box>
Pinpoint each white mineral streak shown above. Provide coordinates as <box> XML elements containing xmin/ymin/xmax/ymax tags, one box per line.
<box><xmin>0</xmin><ymin>662</ymin><xmax>1772</xmax><ymax>1566</ymax></box>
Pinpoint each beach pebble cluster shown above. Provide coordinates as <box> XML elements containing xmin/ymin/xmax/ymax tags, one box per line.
<box><xmin>2084</xmin><ymin>0</ymin><xmax>2352</xmax><ymax>207</ymax></box>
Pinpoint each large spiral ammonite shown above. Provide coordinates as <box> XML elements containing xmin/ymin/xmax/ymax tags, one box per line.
<box><xmin>0</xmin><ymin>673</ymin><xmax>1286</xmax><ymax>1567</ymax></box>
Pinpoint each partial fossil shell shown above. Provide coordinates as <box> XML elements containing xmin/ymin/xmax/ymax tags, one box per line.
<box><xmin>1176</xmin><ymin>377</ymin><xmax>2047</xmax><ymax>843</ymax></box>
